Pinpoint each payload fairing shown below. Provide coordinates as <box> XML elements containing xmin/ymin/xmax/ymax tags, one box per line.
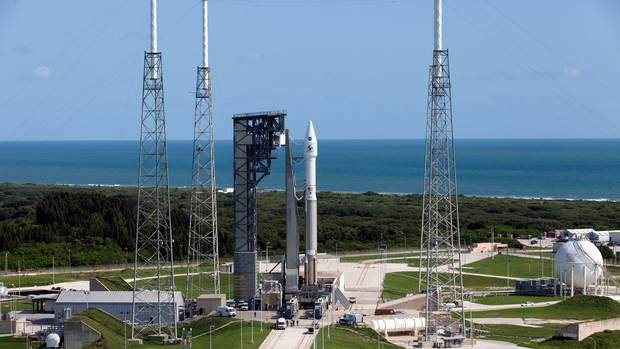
<box><xmin>304</xmin><ymin>121</ymin><xmax>318</xmax><ymax>286</ymax></box>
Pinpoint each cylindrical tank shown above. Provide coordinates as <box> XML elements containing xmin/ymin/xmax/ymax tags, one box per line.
<box><xmin>45</xmin><ymin>333</ymin><xmax>61</xmax><ymax>348</ymax></box>
<box><xmin>554</xmin><ymin>239</ymin><xmax>604</xmax><ymax>289</ymax></box>
<box><xmin>370</xmin><ymin>317</ymin><xmax>426</xmax><ymax>333</ymax></box>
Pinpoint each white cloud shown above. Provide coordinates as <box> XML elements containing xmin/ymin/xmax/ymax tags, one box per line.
<box><xmin>562</xmin><ymin>67</ymin><xmax>581</xmax><ymax>78</ymax></box>
<box><xmin>33</xmin><ymin>65</ymin><xmax>50</xmax><ymax>79</ymax></box>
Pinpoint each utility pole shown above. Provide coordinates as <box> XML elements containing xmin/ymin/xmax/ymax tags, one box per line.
<box><xmin>506</xmin><ymin>253</ymin><xmax>510</xmax><ymax>287</ymax></box>
<box><xmin>491</xmin><ymin>228</ymin><xmax>495</xmax><ymax>260</ymax></box>
<box><xmin>52</xmin><ymin>255</ymin><xmax>55</xmax><ymax>285</ymax></box>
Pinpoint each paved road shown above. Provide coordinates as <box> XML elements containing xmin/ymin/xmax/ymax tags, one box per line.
<box><xmin>463</xmin><ymin>300</ymin><xmax>560</xmax><ymax>311</ymax></box>
<box><xmin>259</xmin><ymin>327</ymin><xmax>314</xmax><ymax>349</ymax></box>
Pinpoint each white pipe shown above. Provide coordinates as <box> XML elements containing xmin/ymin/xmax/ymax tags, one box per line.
<box><xmin>202</xmin><ymin>0</ymin><xmax>208</xmax><ymax>68</ymax></box>
<box><xmin>150</xmin><ymin>0</ymin><xmax>158</xmax><ymax>53</ymax></box>
<box><xmin>434</xmin><ymin>0</ymin><xmax>442</xmax><ymax>51</ymax></box>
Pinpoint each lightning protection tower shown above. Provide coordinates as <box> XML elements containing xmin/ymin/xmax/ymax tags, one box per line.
<box><xmin>186</xmin><ymin>0</ymin><xmax>221</xmax><ymax>299</ymax></box>
<box><xmin>418</xmin><ymin>0</ymin><xmax>466</xmax><ymax>342</ymax></box>
<box><xmin>132</xmin><ymin>0</ymin><xmax>177</xmax><ymax>339</ymax></box>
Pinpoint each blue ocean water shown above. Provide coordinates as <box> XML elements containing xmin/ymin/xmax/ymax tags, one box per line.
<box><xmin>0</xmin><ymin>139</ymin><xmax>619</xmax><ymax>200</ymax></box>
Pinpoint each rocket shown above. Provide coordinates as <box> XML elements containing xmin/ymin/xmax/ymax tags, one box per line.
<box><xmin>304</xmin><ymin>121</ymin><xmax>318</xmax><ymax>286</ymax></box>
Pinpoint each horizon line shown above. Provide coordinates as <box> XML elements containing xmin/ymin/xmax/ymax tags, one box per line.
<box><xmin>1</xmin><ymin>137</ymin><xmax>620</xmax><ymax>142</ymax></box>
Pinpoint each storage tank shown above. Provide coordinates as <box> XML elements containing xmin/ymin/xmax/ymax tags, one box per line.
<box><xmin>554</xmin><ymin>239</ymin><xmax>604</xmax><ymax>289</ymax></box>
<box><xmin>45</xmin><ymin>333</ymin><xmax>61</xmax><ymax>348</ymax></box>
<box><xmin>370</xmin><ymin>317</ymin><xmax>425</xmax><ymax>334</ymax></box>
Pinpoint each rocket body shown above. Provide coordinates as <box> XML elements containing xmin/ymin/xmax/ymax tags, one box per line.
<box><xmin>304</xmin><ymin>121</ymin><xmax>318</xmax><ymax>286</ymax></box>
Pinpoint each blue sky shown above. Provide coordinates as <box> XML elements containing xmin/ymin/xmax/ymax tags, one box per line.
<box><xmin>0</xmin><ymin>0</ymin><xmax>619</xmax><ymax>140</ymax></box>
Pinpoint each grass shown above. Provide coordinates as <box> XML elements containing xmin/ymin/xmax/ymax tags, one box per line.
<box><xmin>340</xmin><ymin>252</ymin><xmax>419</xmax><ymax>263</ymax></box>
<box><xmin>73</xmin><ymin>308</ymin><xmax>269</xmax><ymax>349</ymax></box>
<box><xmin>382</xmin><ymin>272</ymin><xmax>514</xmax><ymax>300</ymax></box>
<box><xmin>0</xmin><ymin>337</ymin><xmax>34</xmax><ymax>348</ymax></box>
<box><xmin>97</xmin><ymin>276</ymin><xmax>133</xmax><ymax>291</ymax></box>
<box><xmin>530</xmin><ymin>330</ymin><xmax>620</xmax><ymax>349</ymax></box>
<box><xmin>317</xmin><ymin>325</ymin><xmax>401</xmax><ymax>349</ymax></box>
<box><xmin>471</xmin><ymin>295</ymin><xmax>620</xmax><ymax>320</ymax></box>
<box><xmin>0</xmin><ymin>265</ymin><xmax>212</xmax><ymax>288</ymax></box>
<box><xmin>464</xmin><ymin>254</ymin><xmax>553</xmax><ymax>279</ymax></box>
<box><xmin>133</xmin><ymin>273</ymin><xmax>234</xmax><ymax>299</ymax></box>
<box><xmin>475</xmin><ymin>322</ymin><xmax>559</xmax><ymax>346</ymax></box>
<box><xmin>472</xmin><ymin>295</ymin><xmax>562</xmax><ymax>305</ymax></box>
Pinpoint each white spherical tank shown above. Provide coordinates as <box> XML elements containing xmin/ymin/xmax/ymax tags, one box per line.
<box><xmin>554</xmin><ymin>240</ymin><xmax>604</xmax><ymax>289</ymax></box>
<box><xmin>45</xmin><ymin>333</ymin><xmax>61</xmax><ymax>348</ymax></box>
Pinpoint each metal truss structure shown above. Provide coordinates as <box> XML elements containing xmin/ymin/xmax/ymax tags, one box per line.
<box><xmin>419</xmin><ymin>49</ymin><xmax>466</xmax><ymax>339</ymax></box>
<box><xmin>132</xmin><ymin>52</ymin><xmax>177</xmax><ymax>339</ymax></box>
<box><xmin>186</xmin><ymin>66</ymin><xmax>220</xmax><ymax>299</ymax></box>
<box><xmin>233</xmin><ymin>111</ymin><xmax>286</xmax><ymax>302</ymax></box>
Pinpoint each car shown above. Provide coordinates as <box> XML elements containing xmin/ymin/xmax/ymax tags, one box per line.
<box><xmin>521</xmin><ymin>301</ymin><xmax>534</xmax><ymax>307</ymax></box>
<box><xmin>276</xmin><ymin>318</ymin><xmax>286</xmax><ymax>330</ymax></box>
<box><xmin>226</xmin><ymin>299</ymin><xmax>236</xmax><ymax>307</ymax></box>
<box><xmin>348</xmin><ymin>297</ymin><xmax>357</xmax><ymax>304</ymax></box>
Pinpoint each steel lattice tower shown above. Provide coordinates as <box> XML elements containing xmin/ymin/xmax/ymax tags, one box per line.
<box><xmin>132</xmin><ymin>0</ymin><xmax>177</xmax><ymax>339</ymax></box>
<box><xmin>418</xmin><ymin>0</ymin><xmax>466</xmax><ymax>341</ymax></box>
<box><xmin>186</xmin><ymin>0</ymin><xmax>220</xmax><ymax>299</ymax></box>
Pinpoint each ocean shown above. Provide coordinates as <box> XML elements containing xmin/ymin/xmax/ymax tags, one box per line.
<box><xmin>0</xmin><ymin>139</ymin><xmax>619</xmax><ymax>200</ymax></box>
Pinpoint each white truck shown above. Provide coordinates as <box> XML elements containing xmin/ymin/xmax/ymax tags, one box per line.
<box><xmin>276</xmin><ymin>318</ymin><xmax>286</xmax><ymax>330</ymax></box>
<box><xmin>216</xmin><ymin>306</ymin><xmax>237</xmax><ymax>317</ymax></box>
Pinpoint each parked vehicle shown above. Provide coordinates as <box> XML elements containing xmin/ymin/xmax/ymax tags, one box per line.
<box><xmin>276</xmin><ymin>318</ymin><xmax>286</xmax><ymax>330</ymax></box>
<box><xmin>521</xmin><ymin>301</ymin><xmax>534</xmax><ymax>307</ymax></box>
<box><xmin>374</xmin><ymin>308</ymin><xmax>395</xmax><ymax>316</ymax></box>
<box><xmin>339</xmin><ymin>312</ymin><xmax>364</xmax><ymax>326</ymax></box>
<box><xmin>226</xmin><ymin>299</ymin><xmax>236</xmax><ymax>307</ymax></box>
<box><xmin>216</xmin><ymin>306</ymin><xmax>237</xmax><ymax>317</ymax></box>
<box><xmin>314</xmin><ymin>297</ymin><xmax>327</xmax><ymax>319</ymax></box>
<box><xmin>238</xmin><ymin>301</ymin><xmax>249</xmax><ymax>311</ymax></box>
<box><xmin>281</xmin><ymin>297</ymin><xmax>299</xmax><ymax>319</ymax></box>
<box><xmin>348</xmin><ymin>297</ymin><xmax>357</xmax><ymax>304</ymax></box>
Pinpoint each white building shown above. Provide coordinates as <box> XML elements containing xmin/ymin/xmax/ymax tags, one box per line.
<box><xmin>604</xmin><ymin>231</ymin><xmax>620</xmax><ymax>244</ymax></box>
<box><xmin>559</xmin><ymin>229</ymin><xmax>595</xmax><ymax>241</ymax></box>
<box><xmin>54</xmin><ymin>290</ymin><xmax>184</xmax><ymax>324</ymax></box>
<box><xmin>588</xmin><ymin>230</ymin><xmax>611</xmax><ymax>243</ymax></box>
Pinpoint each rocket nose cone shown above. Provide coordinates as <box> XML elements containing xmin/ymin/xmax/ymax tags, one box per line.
<box><xmin>304</xmin><ymin>121</ymin><xmax>318</xmax><ymax>157</ymax></box>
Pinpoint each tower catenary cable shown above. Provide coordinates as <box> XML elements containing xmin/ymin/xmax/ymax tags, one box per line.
<box><xmin>132</xmin><ymin>0</ymin><xmax>178</xmax><ymax>339</ymax></box>
<box><xmin>186</xmin><ymin>0</ymin><xmax>221</xmax><ymax>299</ymax></box>
<box><xmin>418</xmin><ymin>0</ymin><xmax>466</xmax><ymax>341</ymax></box>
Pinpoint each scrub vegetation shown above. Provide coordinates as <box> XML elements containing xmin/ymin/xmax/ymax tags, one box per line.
<box><xmin>2</xmin><ymin>183</ymin><xmax>620</xmax><ymax>270</ymax></box>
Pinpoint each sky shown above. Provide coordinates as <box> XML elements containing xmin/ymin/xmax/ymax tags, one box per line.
<box><xmin>0</xmin><ymin>0</ymin><xmax>619</xmax><ymax>140</ymax></box>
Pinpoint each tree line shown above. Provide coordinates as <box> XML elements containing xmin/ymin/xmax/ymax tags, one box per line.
<box><xmin>1</xmin><ymin>184</ymin><xmax>620</xmax><ymax>269</ymax></box>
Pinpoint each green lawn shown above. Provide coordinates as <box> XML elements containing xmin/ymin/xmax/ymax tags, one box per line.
<box><xmin>472</xmin><ymin>295</ymin><xmax>562</xmax><ymax>305</ymax></box>
<box><xmin>382</xmin><ymin>272</ymin><xmax>514</xmax><ymax>300</ymax></box>
<box><xmin>471</xmin><ymin>295</ymin><xmax>620</xmax><ymax>320</ymax></box>
<box><xmin>0</xmin><ymin>337</ymin><xmax>34</xmax><ymax>348</ymax></box>
<box><xmin>316</xmin><ymin>325</ymin><xmax>401</xmax><ymax>349</ymax></box>
<box><xmin>476</xmin><ymin>322</ymin><xmax>558</xmax><ymax>346</ymax></box>
<box><xmin>340</xmin><ymin>252</ymin><xmax>419</xmax><ymax>263</ymax></box>
<box><xmin>0</xmin><ymin>265</ymin><xmax>213</xmax><ymax>289</ymax></box>
<box><xmin>97</xmin><ymin>276</ymin><xmax>133</xmax><ymax>291</ymax></box>
<box><xmin>531</xmin><ymin>330</ymin><xmax>620</xmax><ymax>349</ymax></box>
<box><xmin>74</xmin><ymin>308</ymin><xmax>269</xmax><ymax>349</ymax></box>
<box><xmin>132</xmin><ymin>273</ymin><xmax>233</xmax><ymax>300</ymax></box>
<box><xmin>464</xmin><ymin>254</ymin><xmax>553</xmax><ymax>278</ymax></box>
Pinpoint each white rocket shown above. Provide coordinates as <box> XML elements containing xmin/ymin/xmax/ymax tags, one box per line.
<box><xmin>304</xmin><ymin>121</ymin><xmax>318</xmax><ymax>286</ymax></box>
